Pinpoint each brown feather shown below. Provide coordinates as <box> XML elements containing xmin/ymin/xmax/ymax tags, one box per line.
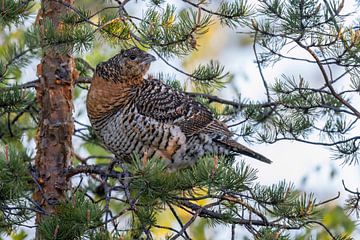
<box><xmin>87</xmin><ymin>47</ymin><xmax>272</xmax><ymax>170</ymax></box>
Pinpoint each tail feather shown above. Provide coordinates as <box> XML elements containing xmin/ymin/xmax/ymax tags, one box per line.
<box><xmin>215</xmin><ymin>138</ymin><xmax>272</xmax><ymax>164</ymax></box>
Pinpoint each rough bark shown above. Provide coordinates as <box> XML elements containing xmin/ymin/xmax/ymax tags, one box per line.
<box><xmin>33</xmin><ymin>0</ymin><xmax>76</xmax><ymax>226</ymax></box>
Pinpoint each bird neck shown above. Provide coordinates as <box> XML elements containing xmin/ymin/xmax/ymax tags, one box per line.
<box><xmin>86</xmin><ymin>75</ymin><xmax>137</xmax><ymax>122</ymax></box>
<box><xmin>115</xmin><ymin>75</ymin><xmax>144</xmax><ymax>86</ymax></box>
<box><xmin>96</xmin><ymin>62</ymin><xmax>145</xmax><ymax>86</ymax></box>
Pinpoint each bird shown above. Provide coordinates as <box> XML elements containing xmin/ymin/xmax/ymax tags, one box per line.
<box><xmin>86</xmin><ymin>47</ymin><xmax>271</xmax><ymax>171</ymax></box>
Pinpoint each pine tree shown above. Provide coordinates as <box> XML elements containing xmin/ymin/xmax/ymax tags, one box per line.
<box><xmin>0</xmin><ymin>0</ymin><xmax>359</xmax><ymax>239</ymax></box>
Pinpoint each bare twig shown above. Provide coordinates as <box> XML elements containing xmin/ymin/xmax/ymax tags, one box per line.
<box><xmin>167</xmin><ymin>202</ymin><xmax>191</xmax><ymax>240</ymax></box>
<box><xmin>65</xmin><ymin>164</ymin><xmax>126</xmax><ymax>179</ymax></box>
<box><xmin>253</xmin><ymin>29</ymin><xmax>271</xmax><ymax>102</ymax></box>
<box><xmin>0</xmin><ymin>48</ymin><xmax>33</xmax><ymax>81</ymax></box>
<box><xmin>342</xmin><ymin>180</ymin><xmax>360</xmax><ymax>196</ymax></box>
<box><xmin>315</xmin><ymin>192</ymin><xmax>341</xmax><ymax>207</ymax></box>
<box><xmin>170</xmin><ymin>201</ymin><xmax>220</xmax><ymax>240</ymax></box>
<box><xmin>75</xmin><ymin>76</ymin><xmax>92</xmax><ymax>84</ymax></box>
<box><xmin>182</xmin><ymin>0</ymin><xmax>243</xmax><ymax>20</ymax></box>
<box><xmin>75</xmin><ymin>58</ymin><xmax>95</xmax><ymax>72</ymax></box>
<box><xmin>301</xmin><ymin>45</ymin><xmax>360</xmax><ymax>118</ymax></box>
<box><xmin>231</xmin><ymin>224</ymin><xmax>236</xmax><ymax>240</ymax></box>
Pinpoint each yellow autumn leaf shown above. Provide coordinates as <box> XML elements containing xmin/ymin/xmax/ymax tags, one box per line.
<box><xmin>151</xmin><ymin>188</ymin><xmax>212</xmax><ymax>238</ymax></box>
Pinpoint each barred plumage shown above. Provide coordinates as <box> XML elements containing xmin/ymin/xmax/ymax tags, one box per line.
<box><xmin>86</xmin><ymin>47</ymin><xmax>271</xmax><ymax>170</ymax></box>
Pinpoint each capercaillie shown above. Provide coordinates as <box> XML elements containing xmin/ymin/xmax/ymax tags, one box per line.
<box><xmin>86</xmin><ymin>47</ymin><xmax>271</xmax><ymax>171</ymax></box>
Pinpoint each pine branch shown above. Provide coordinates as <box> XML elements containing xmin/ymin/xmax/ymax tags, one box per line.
<box><xmin>299</xmin><ymin>42</ymin><xmax>360</xmax><ymax>118</ymax></box>
<box><xmin>342</xmin><ymin>180</ymin><xmax>360</xmax><ymax>218</ymax></box>
<box><xmin>0</xmin><ymin>47</ymin><xmax>33</xmax><ymax>81</ymax></box>
<box><xmin>65</xmin><ymin>164</ymin><xmax>126</xmax><ymax>179</ymax></box>
<box><xmin>183</xmin><ymin>0</ymin><xmax>252</xmax><ymax>28</ymax></box>
<box><xmin>37</xmin><ymin>192</ymin><xmax>103</xmax><ymax>239</ymax></box>
<box><xmin>2</xmin><ymin>0</ymin><xmax>359</xmax><ymax>238</ymax></box>
<box><xmin>0</xmin><ymin>0</ymin><xmax>34</xmax><ymax>27</ymax></box>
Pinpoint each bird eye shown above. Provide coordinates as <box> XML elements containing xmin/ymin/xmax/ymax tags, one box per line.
<box><xmin>129</xmin><ymin>55</ymin><xmax>137</xmax><ymax>60</ymax></box>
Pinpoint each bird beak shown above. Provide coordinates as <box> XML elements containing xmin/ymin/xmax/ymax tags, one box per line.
<box><xmin>142</xmin><ymin>53</ymin><xmax>156</xmax><ymax>64</ymax></box>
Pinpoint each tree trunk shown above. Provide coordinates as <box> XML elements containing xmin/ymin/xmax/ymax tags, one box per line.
<box><xmin>33</xmin><ymin>0</ymin><xmax>76</xmax><ymax>229</ymax></box>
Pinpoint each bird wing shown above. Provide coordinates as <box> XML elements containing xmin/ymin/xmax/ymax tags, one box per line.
<box><xmin>135</xmin><ymin>78</ymin><xmax>231</xmax><ymax>138</ymax></box>
<box><xmin>135</xmin><ymin>78</ymin><xmax>272</xmax><ymax>164</ymax></box>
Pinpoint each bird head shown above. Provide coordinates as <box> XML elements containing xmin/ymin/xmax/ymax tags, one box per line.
<box><xmin>95</xmin><ymin>47</ymin><xmax>156</xmax><ymax>84</ymax></box>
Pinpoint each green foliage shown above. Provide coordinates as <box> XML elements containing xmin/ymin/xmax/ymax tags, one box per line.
<box><xmin>217</xmin><ymin>0</ymin><xmax>253</xmax><ymax>28</ymax></box>
<box><xmin>0</xmin><ymin>145</ymin><xmax>30</xmax><ymax>201</ymax></box>
<box><xmin>0</xmin><ymin>87</ymin><xmax>36</xmax><ymax>141</ymax></box>
<box><xmin>253</xmin><ymin>181</ymin><xmax>318</xmax><ymax>224</ymax></box>
<box><xmin>157</xmin><ymin>73</ymin><xmax>185</xmax><ymax>91</ymax></box>
<box><xmin>321</xmin><ymin>206</ymin><xmax>355</xmax><ymax>238</ymax></box>
<box><xmin>23</xmin><ymin>26</ymin><xmax>42</xmax><ymax>50</ymax></box>
<box><xmin>118</xmin><ymin>155</ymin><xmax>326</xmax><ymax>238</ymax></box>
<box><xmin>237</xmin><ymin>72</ymin><xmax>359</xmax><ymax>164</ymax></box>
<box><xmin>0</xmin><ymin>87</ymin><xmax>33</xmax><ymax>113</ymax></box>
<box><xmin>191</xmin><ymin>60</ymin><xmax>229</xmax><ymax>91</ymax></box>
<box><xmin>75</xmin><ymin>58</ymin><xmax>94</xmax><ymax>78</ymax></box>
<box><xmin>0</xmin><ymin>43</ymin><xmax>33</xmax><ymax>81</ymax></box>
<box><xmin>255</xmin><ymin>228</ymin><xmax>290</xmax><ymax>240</ymax></box>
<box><xmin>0</xmin><ymin>145</ymin><xmax>32</xmax><ymax>234</ymax></box>
<box><xmin>0</xmin><ymin>27</ymin><xmax>40</xmax><ymax>82</ymax></box>
<box><xmin>38</xmin><ymin>192</ymin><xmax>104</xmax><ymax>240</ymax></box>
<box><xmin>61</xmin><ymin>5</ymin><xmax>93</xmax><ymax>25</ymax></box>
<box><xmin>1</xmin><ymin>0</ymin><xmax>359</xmax><ymax>239</ymax></box>
<box><xmin>139</xmin><ymin>4</ymin><xmax>212</xmax><ymax>57</ymax></box>
<box><xmin>97</xmin><ymin>13</ymin><xmax>132</xmax><ymax>47</ymax></box>
<box><xmin>88</xmin><ymin>231</ymin><xmax>112</xmax><ymax>240</ymax></box>
<box><xmin>148</xmin><ymin>0</ymin><xmax>165</xmax><ymax>6</ymax></box>
<box><xmin>295</xmin><ymin>206</ymin><xmax>355</xmax><ymax>240</ymax></box>
<box><xmin>0</xmin><ymin>0</ymin><xmax>35</xmax><ymax>27</ymax></box>
<box><xmin>42</xmin><ymin>20</ymin><xmax>94</xmax><ymax>53</ymax></box>
<box><xmin>128</xmin><ymin>154</ymin><xmax>253</xmax><ymax>197</ymax></box>
<box><xmin>10</xmin><ymin>230</ymin><xmax>28</xmax><ymax>240</ymax></box>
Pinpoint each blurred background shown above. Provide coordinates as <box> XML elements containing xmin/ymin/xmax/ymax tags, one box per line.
<box><xmin>1</xmin><ymin>0</ymin><xmax>359</xmax><ymax>239</ymax></box>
